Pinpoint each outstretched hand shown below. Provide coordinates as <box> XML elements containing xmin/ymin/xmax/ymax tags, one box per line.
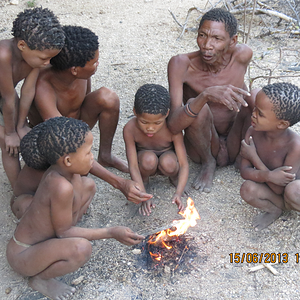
<box><xmin>120</xmin><ymin>179</ymin><xmax>153</xmax><ymax>204</ymax></box>
<box><xmin>204</xmin><ymin>85</ymin><xmax>250</xmax><ymax>112</ymax></box>
<box><xmin>110</xmin><ymin>226</ymin><xmax>145</xmax><ymax>246</ymax></box>
<box><xmin>171</xmin><ymin>193</ymin><xmax>184</xmax><ymax>213</ymax></box>
<box><xmin>139</xmin><ymin>198</ymin><xmax>155</xmax><ymax>216</ymax></box>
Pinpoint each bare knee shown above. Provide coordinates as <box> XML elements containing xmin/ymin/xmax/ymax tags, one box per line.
<box><xmin>284</xmin><ymin>181</ymin><xmax>300</xmax><ymax>210</ymax></box>
<box><xmin>240</xmin><ymin>180</ymin><xmax>258</xmax><ymax>203</ymax></box>
<box><xmin>138</xmin><ymin>151</ymin><xmax>158</xmax><ymax>172</ymax></box>
<box><xmin>82</xmin><ymin>177</ymin><xmax>96</xmax><ymax>195</ymax></box>
<box><xmin>69</xmin><ymin>238</ymin><xmax>92</xmax><ymax>266</ymax></box>
<box><xmin>158</xmin><ymin>153</ymin><xmax>178</xmax><ymax>174</ymax></box>
<box><xmin>97</xmin><ymin>87</ymin><xmax>119</xmax><ymax>111</ymax></box>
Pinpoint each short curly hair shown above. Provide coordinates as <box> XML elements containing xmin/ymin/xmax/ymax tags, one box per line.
<box><xmin>12</xmin><ymin>7</ymin><xmax>65</xmax><ymax>51</ymax></box>
<box><xmin>199</xmin><ymin>8</ymin><xmax>237</xmax><ymax>37</ymax></box>
<box><xmin>262</xmin><ymin>82</ymin><xmax>300</xmax><ymax>126</ymax></box>
<box><xmin>21</xmin><ymin>117</ymin><xmax>90</xmax><ymax>170</ymax></box>
<box><xmin>134</xmin><ymin>84</ymin><xmax>170</xmax><ymax>116</ymax></box>
<box><xmin>50</xmin><ymin>25</ymin><xmax>99</xmax><ymax>70</ymax></box>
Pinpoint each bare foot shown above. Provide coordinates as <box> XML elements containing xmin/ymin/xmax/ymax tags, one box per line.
<box><xmin>192</xmin><ymin>159</ymin><xmax>216</xmax><ymax>193</ymax></box>
<box><xmin>29</xmin><ymin>277</ymin><xmax>75</xmax><ymax>300</ymax></box>
<box><xmin>252</xmin><ymin>210</ymin><xmax>282</xmax><ymax>231</ymax></box>
<box><xmin>216</xmin><ymin>136</ymin><xmax>229</xmax><ymax>167</ymax></box>
<box><xmin>98</xmin><ymin>154</ymin><xmax>129</xmax><ymax>173</ymax></box>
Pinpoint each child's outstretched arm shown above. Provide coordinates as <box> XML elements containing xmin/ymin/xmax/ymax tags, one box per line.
<box><xmin>172</xmin><ymin>132</ymin><xmax>189</xmax><ymax>211</ymax></box>
<box><xmin>89</xmin><ymin>160</ymin><xmax>152</xmax><ymax>204</ymax></box>
<box><xmin>0</xmin><ymin>51</ymin><xmax>20</xmax><ymax>156</ymax></box>
<box><xmin>17</xmin><ymin>68</ymin><xmax>40</xmax><ymax>139</ymax></box>
<box><xmin>51</xmin><ymin>178</ymin><xmax>144</xmax><ymax>245</ymax></box>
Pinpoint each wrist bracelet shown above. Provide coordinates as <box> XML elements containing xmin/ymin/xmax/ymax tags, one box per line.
<box><xmin>184</xmin><ymin>103</ymin><xmax>198</xmax><ymax>118</ymax></box>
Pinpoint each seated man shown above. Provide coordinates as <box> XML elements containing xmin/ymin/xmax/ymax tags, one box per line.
<box><xmin>167</xmin><ymin>8</ymin><xmax>253</xmax><ymax>193</ymax></box>
<box><xmin>28</xmin><ymin>25</ymin><xmax>127</xmax><ymax>173</ymax></box>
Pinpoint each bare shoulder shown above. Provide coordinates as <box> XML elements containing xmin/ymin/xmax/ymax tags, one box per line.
<box><xmin>233</xmin><ymin>43</ymin><xmax>253</xmax><ymax>64</ymax></box>
<box><xmin>35</xmin><ymin>68</ymin><xmax>56</xmax><ymax>95</ymax></box>
<box><xmin>42</xmin><ymin>170</ymin><xmax>74</xmax><ymax>201</ymax></box>
<box><xmin>0</xmin><ymin>40</ymin><xmax>12</xmax><ymax>63</ymax></box>
<box><xmin>289</xmin><ymin>130</ymin><xmax>300</xmax><ymax>151</ymax></box>
<box><xmin>123</xmin><ymin>117</ymin><xmax>137</xmax><ymax>135</ymax></box>
<box><xmin>168</xmin><ymin>51</ymin><xmax>197</xmax><ymax>72</ymax></box>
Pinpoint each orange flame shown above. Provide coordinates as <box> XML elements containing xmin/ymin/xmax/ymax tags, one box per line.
<box><xmin>148</xmin><ymin>198</ymin><xmax>200</xmax><ymax>254</ymax></box>
<box><xmin>149</xmin><ymin>251</ymin><xmax>162</xmax><ymax>261</ymax></box>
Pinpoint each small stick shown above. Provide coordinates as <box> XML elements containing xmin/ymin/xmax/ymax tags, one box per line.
<box><xmin>174</xmin><ymin>245</ymin><xmax>189</xmax><ymax>270</ymax></box>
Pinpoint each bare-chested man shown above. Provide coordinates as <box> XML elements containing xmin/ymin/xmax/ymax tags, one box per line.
<box><xmin>28</xmin><ymin>25</ymin><xmax>127</xmax><ymax>173</ymax></box>
<box><xmin>167</xmin><ymin>8</ymin><xmax>253</xmax><ymax>192</ymax></box>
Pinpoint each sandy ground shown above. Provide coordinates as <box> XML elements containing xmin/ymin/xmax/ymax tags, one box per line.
<box><xmin>0</xmin><ymin>0</ymin><xmax>300</xmax><ymax>299</ymax></box>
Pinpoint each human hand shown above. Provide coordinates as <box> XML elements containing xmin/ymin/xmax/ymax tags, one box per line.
<box><xmin>17</xmin><ymin>125</ymin><xmax>31</xmax><ymax>140</ymax></box>
<box><xmin>139</xmin><ymin>198</ymin><xmax>155</xmax><ymax>216</ymax></box>
<box><xmin>5</xmin><ymin>132</ymin><xmax>20</xmax><ymax>157</ymax></box>
<box><xmin>268</xmin><ymin>166</ymin><xmax>296</xmax><ymax>186</ymax></box>
<box><xmin>240</xmin><ymin>136</ymin><xmax>257</xmax><ymax>161</ymax></box>
<box><xmin>204</xmin><ymin>85</ymin><xmax>250</xmax><ymax>111</ymax></box>
<box><xmin>171</xmin><ymin>193</ymin><xmax>184</xmax><ymax>212</ymax></box>
<box><xmin>120</xmin><ymin>179</ymin><xmax>152</xmax><ymax>204</ymax></box>
<box><xmin>110</xmin><ymin>226</ymin><xmax>145</xmax><ymax>246</ymax></box>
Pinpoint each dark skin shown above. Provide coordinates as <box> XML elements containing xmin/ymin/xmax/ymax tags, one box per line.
<box><xmin>13</xmin><ymin>159</ymin><xmax>152</xmax><ymax>206</ymax></box>
<box><xmin>7</xmin><ymin>132</ymin><xmax>145</xmax><ymax>300</ymax></box>
<box><xmin>23</xmin><ymin>49</ymin><xmax>152</xmax><ymax>204</ymax></box>
<box><xmin>28</xmin><ymin>49</ymin><xmax>128</xmax><ymax>173</ymax></box>
<box><xmin>167</xmin><ymin>20</ymin><xmax>253</xmax><ymax>193</ymax></box>
<box><xmin>0</xmin><ymin>38</ymin><xmax>60</xmax><ymax>188</ymax></box>
<box><xmin>240</xmin><ymin>90</ymin><xmax>300</xmax><ymax>231</ymax></box>
<box><xmin>123</xmin><ymin>110</ymin><xmax>189</xmax><ymax>216</ymax></box>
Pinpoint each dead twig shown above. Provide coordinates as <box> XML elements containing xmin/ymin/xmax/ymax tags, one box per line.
<box><xmin>174</xmin><ymin>245</ymin><xmax>189</xmax><ymax>270</ymax></box>
<box><xmin>245</xmin><ymin>0</ymin><xmax>257</xmax><ymax>44</ymax></box>
<box><xmin>231</xmin><ymin>8</ymin><xmax>298</xmax><ymax>24</ymax></box>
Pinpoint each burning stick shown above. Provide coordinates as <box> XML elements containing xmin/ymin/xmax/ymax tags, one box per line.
<box><xmin>147</xmin><ymin>198</ymin><xmax>200</xmax><ymax>262</ymax></box>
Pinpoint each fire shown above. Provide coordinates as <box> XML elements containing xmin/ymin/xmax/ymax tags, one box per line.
<box><xmin>148</xmin><ymin>198</ymin><xmax>200</xmax><ymax>259</ymax></box>
<box><xmin>149</xmin><ymin>251</ymin><xmax>162</xmax><ymax>261</ymax></box>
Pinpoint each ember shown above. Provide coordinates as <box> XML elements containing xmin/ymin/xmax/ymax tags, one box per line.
<box><xmin>147</xmin><ymin>197</ymin><xmax>200</xmax><ymax>263</ymax></box>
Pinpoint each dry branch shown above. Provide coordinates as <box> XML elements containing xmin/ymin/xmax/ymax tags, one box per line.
<box><xmin>231</xmin><ymin>8</ymin><xmax>298</xmax><ymax>23</ymax></box>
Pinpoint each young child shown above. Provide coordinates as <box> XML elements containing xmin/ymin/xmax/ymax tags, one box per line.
<box><xmin>240</xmin><ymin>82</ymin><xmax>300</xmax><ymax>231</ymax></box>
<box><xmin>0</xmin><ymin>7</ymin><xmax>65</xmax><ymax>188</ymax></box>
<box><xmin>7</xmin><ymin>116</ymin><xmax>144</xmax><ymax>299</ymax></box>
<box><xmin>123</xmin><ymin>84</ymin><xmax>189</xmax><ymax>216</ymax></box>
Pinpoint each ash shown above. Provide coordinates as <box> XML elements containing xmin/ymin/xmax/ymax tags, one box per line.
<box><xmin>134</xmin><ymin>234</ymin><xmax>199</xmax><ymax>276</ymax></box>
